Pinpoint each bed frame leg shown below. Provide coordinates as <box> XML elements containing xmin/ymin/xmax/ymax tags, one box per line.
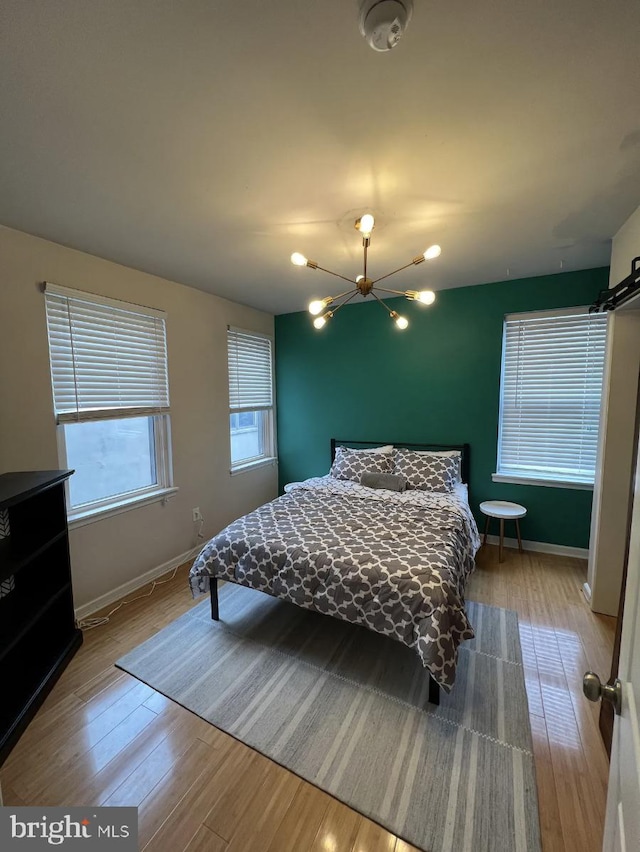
<box><xmin>210</xmin><ymin>577</ymin><xmax>219</xmax><ymax>621</ymax></box>
<box><xmin>428</xmin><ymin>675</ymin><xmax>440</xmax><ymax>707</ymax></box>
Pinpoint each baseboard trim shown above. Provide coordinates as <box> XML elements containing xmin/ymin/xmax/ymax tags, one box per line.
<box><xmin>74</xmin><ymin>544</ymin><xmax>203</xmax><ymax>621</ymax></box>
<box><xmin>484</xmin><ymin>535</ymin><xmax>589</xmax><ymax>560</ymax></box>
<box><xmin>582</xmin><ymin>582</ymin><xmax>592</xmax><ymax>603</ymax></box>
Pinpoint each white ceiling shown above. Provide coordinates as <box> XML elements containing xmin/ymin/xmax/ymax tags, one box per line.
<box><xmin>1</xmin><ymin>1</ymin><xmax>639</xmax><ymax>315</ymax></box>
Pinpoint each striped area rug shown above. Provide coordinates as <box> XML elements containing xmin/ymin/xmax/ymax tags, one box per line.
<box><xmin>117</xmin><ymin>583</ymin><xmax>541</xmax><ymax>852</ymax></box>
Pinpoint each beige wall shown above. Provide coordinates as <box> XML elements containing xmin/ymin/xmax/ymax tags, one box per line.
<box><xmin>588</xmin><ymin>205</ymin><xmax>640</xmax><ymax>615</ymax></box>
<box><xmin>0</xmin><ymin>226</ymin><xmax>277</xmax><ymax>610</ymax></box>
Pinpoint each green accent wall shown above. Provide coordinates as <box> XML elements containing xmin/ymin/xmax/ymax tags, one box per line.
<box><xmin>274</xmin><ymin>267</ymin><xmax>609</xmax><ymax>549</ymax></box>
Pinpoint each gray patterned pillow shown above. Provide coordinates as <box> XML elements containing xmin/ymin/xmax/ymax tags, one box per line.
<box><xmin>393</xmin><ymin>449</ymin><xmax>459</xmax><ymax>492</ymax></box>
<box><xmin>330</xmin><ymin>447</ymin><xmax>393</xmax><ymax>482</ymax></box>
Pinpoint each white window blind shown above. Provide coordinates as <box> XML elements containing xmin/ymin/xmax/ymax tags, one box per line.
<box><xmin>227</xmin><ymin>328</ymin><xmax>273</xmax><ymax>411</ymax></box>
<box><xmin>497</xmin><ymin>308</ymin><xmax>607</xmax><ymax>485</ymax></box>
<box><xmin>45</xmin><ymin>283</ymin><xmax>170</xmax><ymax>423</ymax></box>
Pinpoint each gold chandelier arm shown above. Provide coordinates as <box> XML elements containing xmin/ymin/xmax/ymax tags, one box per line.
<box><xmin>371</xmin><ymin>260</ymin><xmax>416</xmax><ymax>285</ymax></box>
<box><xmin>315</xmin><ymin>264</ymin><xmax>359</xmax><ymax>286</ymax></box>
<box><xmin>373</xmin><ymin>285</ymin><xmax>407</xmax><ymax>296</ymax></box>
<box><xmin>326</xmin><ymin>287</ymin><xmax>357</xmax><ymax>302</ymax></box>
<box><xmin>369</xmin><ymin>290</ymin><xmax>395</xmax><ymax>316</ymax></box>
<box><xmin>331</xmin><ymin>290</ymin><xmax>359</xmax><ymax>314</ymax></box>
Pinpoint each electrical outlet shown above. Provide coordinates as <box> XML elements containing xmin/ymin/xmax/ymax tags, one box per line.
<box><xmin>192</xmin><ymin>507</ymin><xmax>202</xmax><ymax>522</ymax></box>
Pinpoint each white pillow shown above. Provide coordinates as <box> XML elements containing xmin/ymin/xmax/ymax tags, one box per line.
<box><xmin>346</xmin><ymin>444</ymin><xmax>394</xmax><ymax>454</ymax></box>
<box><xmin>403</xmin><ymin>448</ymin><xmax>460</xmax><ymax>456</ymax></box>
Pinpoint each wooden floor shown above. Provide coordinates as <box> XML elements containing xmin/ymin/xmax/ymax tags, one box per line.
<box><xmin>1</xmin><ymin>546</ymin><xmax>615</xmax><ymax>852</ymax></box>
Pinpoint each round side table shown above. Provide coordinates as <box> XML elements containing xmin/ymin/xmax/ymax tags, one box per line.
<box><xmin>479</xmin><ymin>500</ymin><xmax>527</xmax><ymax>563</ymax></box>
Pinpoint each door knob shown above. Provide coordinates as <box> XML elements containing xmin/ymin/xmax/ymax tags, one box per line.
<box><xmin>583</xmin><ymin>672</ymin><xmax>622</xmax><ymax>715</ymax></box>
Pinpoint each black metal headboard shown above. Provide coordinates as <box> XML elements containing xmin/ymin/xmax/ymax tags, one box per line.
<box><xmin>330</xmin><ymin>439</ymin><xmax>471</xmax><ymax>485</ymax></box>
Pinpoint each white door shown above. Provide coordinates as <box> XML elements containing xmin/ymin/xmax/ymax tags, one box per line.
<box><xmin>602</xmin><ymin>421</ymin><xmax>640</xmax><ymax>852</ymax></box>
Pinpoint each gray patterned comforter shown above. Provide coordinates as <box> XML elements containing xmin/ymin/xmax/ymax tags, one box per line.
<box><xmin>189</xmin><ymin>476</ymin><xmax>480</xmax><ymax>690</ymax></box>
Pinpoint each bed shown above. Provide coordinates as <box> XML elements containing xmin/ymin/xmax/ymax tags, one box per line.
<box><xmin>189</xmin><ymin>440</ymin><xmax>480</xmax><ymax>704</ymax></box>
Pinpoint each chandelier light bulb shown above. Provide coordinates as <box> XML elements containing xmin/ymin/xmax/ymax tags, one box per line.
<box><xmin>417</xmin><ymin>289</ymin><xmax>436</xmax><ymax>305</ymax></box>
<box><xmin>423</xmin><ymin>244</ymin><xmax>441</xmax><ymax>260</ymax></box>
<box><xmin>390</xmin><ymin>310</ymin><xmax>409</xmax><ymax>330</ymax></box>
<box><xmin>359</xmin><ymin>213</ymin><xmax>375</xmax><ymax>236</ymax></box>
<box><xmin>291</xmin><ymin>252</ymin><xmax>308</xmax><ymax>267</ymax></box>
<box><xmin>313</xmin><ymin>311</ymin><xmax>333</xmax><ymax>330</ymax></box>
<box><xmin>309</xmin><ymin>297</ymin><xmax>333</xmax><ymax>315</ymax></box>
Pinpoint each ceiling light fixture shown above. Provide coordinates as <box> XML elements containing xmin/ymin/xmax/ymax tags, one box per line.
<box><xmin>290</xmin><ymin>214</ymin><xmax>439</xmax><ymax>331</ymax></box>
<box><xmin>359</xmin><ymin>0</ymin><xmax>414</xmax><ymax>52</ymax></box>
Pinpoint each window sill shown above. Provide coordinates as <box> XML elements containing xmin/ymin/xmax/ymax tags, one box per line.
<box><xmin>68</xmin><ymin>486</ymin><xmax>179</xmax><ymax>530</ymax></box>
<box><xmin>230</xmin><ymin>457</ymin><xmax>278</xmax><ymax>476</ymax></box>
<box><xmin>491</xmin><ymin>473</ymin><xmax>593</xmax><ymax>491</ymax></box>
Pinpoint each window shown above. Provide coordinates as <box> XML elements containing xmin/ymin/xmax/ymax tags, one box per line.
<box><xmin>227</xmin><ymin>327</ymin><xmax>275</xmax><ymax>471</ymax></box>
<box><xmin>45</xmin><ymin>283</ymin><xmax>174</xmax><ymax>521</ymax></box>
<box><xmin>494</xmin><ymin>307</ymin><xmax>607</xmax><ymax>488</ymax></box>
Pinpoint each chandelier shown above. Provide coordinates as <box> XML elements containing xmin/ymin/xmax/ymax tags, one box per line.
<box><xmin>290</xmin><ymin>213</ymin><xmax>440</xmax><ymax>330</ymax></box>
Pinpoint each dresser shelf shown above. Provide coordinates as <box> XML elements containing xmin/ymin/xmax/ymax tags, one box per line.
<box><xmin>0</xmin><ymin>529</ymin><xmax>68</xmax><ymax>585</ymax></box>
